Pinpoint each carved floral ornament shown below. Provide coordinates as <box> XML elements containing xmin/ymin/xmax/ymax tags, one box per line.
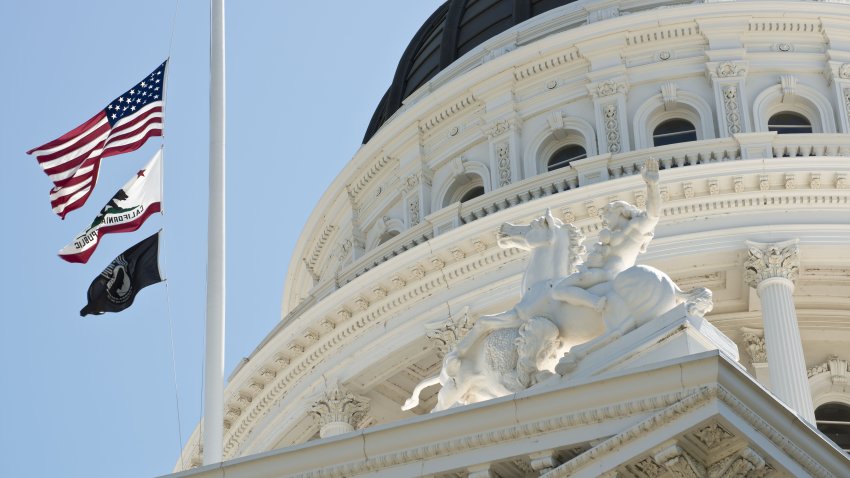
<box><xmin>743</xmin><ymin>239</ymin><xmax>800</xmax><ymax>287</ymax></box>
<box><xmin>595</xmin><ymin>79</ymin><xmax>627</xmax><ymax>97</ymax></box>
<box><xmin>740</xmin><ymin>328</ymin><xmax>767</xmax><ymax>363</ymax></box>
<box><xmin>715</xmin><ymin>61</ymin><xmax>746</xmax><ymax>78</ymax></box>
<box><xmin>308</xmin><ymin>383</ymin><xmax>370</xmax><ymax>429</ymax></box>
<box><xmin>484</xmin><ymin>118</ymin><xmax>519</xmax><ymax>138</ymax></box>
<box><xmin>839</xmin><ymin>63</ymin><xmax>850</xmax><ymax>80</ymax></box>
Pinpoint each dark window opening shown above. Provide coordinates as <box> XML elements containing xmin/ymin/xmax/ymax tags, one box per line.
<box><xmin>377</xmin><ymin>230</ymin><xmax>400</xmax><ymax>246</ymax></box>
<box><xmin>547</xmin><ymin>145</ymin><xmax>587</xmax><ymax>172</ymax></box>
<box><xmin>653</xmin><ymin>119</ymin><xmax>697</xmax><ymax>147</ymax></box>
<box><xmin>460</xmin><ymin>185</ymin><xmax>485</xmax><ymax>203</ymax></box>
<box><xmin>768</xmin><ymin>112</ymin><xmax>813</xmax><ymax>134</ymax></box>
<box><xmin>815</xmin><ymin>402</ymin><xmax>850</xmax><ymax>452</ymax></box>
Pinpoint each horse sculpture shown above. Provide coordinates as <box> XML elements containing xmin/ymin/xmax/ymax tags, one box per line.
<box><xmin>404</xmin><ymin>160</ymin><xmax>713</xmax><ymax>412</ymax></box>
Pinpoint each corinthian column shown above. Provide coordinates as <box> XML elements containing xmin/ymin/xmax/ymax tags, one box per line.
<box><xmin>308</xmin><ymin>383</ymin><xmax>370</xmax><ymax>438</ymax></box>
<box><xmin>744</xmin><ymin>239</ymin><xmax>815</xmax><ymax>423</ymax></box>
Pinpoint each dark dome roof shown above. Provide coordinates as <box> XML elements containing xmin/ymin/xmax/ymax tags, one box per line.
<box><xmin>363</xmin><ymin>0</ymin><xmax>579</xmax><ymax>143</ymax></box>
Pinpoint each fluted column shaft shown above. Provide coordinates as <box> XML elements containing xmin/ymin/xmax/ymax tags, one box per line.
<box><xmin>757</xmin><ymin>277</ymin><xmax>815</xmax><ymax>423</ymax></box>
<box><xmin>744</xmin><ymin>239</ymin><xmax>814</xmax><ymax>423</ymax></box>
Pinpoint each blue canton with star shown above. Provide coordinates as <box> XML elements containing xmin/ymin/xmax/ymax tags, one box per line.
<box><xmin>104</xmin><ymin>60</ymin><xmax>167</xmax><ymax>126</ymax></box>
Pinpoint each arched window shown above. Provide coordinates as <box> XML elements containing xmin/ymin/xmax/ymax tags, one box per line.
<box><xmin>815</xmin><ymin>402</ymin><xmax>850</xmax><ymax>452</ymax></box>
<box><xmin>547</xmin><ymin>144</ymin><xmax>587</xmax><ymax>172</ymax></box>
<box><xmin>768</xmin><ymin>112</ymin><xmax>813</xmax><ymax>134</ymax></box>
<box><xmin>377</xmin><ymin>230</ymin><xmax>400</xmax><ymax>245</ymax></box>
<box><xmin>459</xmin><ymin>186</ymin><xmax>485</xmax><ymax>203</ymax></box>
<box><xmin>652</xmin><ymin>119</ymin><xmax>697</xmax><ymax>147</ymax></box>
<box><xmin>442</xmin><ymin>173</ymin><xmax>485</xmax><ymax>208</ymax></box>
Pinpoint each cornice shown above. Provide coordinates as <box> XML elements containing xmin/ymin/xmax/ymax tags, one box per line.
<box><xmin>294</xmin><ymin>387</ymin><xmax>704</xmax><ymax>478</ymax></box>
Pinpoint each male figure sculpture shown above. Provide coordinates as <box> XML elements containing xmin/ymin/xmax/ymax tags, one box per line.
<box><xmin>451</xmin><ymin>158</ymin><xmax>661</xmax><ymax>360</ymax></box>
<box><xmin>550</xmin><ymin>158</ymin><xmax>661</xmax><ymax>309</ymax></box>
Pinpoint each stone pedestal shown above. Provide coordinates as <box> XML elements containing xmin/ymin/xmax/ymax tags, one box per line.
<box><xmin>744</xmin><ymin>239</ymin><xmax>815</xmax><ymax>423</ymax></box>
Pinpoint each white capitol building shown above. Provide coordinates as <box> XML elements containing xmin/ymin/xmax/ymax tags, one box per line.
<box><xmin>173</xmin><ymin>1</ymin><xmax>850</xmax><ymax>476</ymax></box>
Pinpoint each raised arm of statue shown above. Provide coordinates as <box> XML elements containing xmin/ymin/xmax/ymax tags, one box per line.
<box><xmin>641</xmin><ymin>158</ymin><xmax>661</xmax><ymax>221</ymax></box>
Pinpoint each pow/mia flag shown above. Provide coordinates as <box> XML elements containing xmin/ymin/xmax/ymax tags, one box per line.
<box><xmin>80</xmin><ymin>232</ymin><xmax>163</xmax><ymax>316</ymax></box>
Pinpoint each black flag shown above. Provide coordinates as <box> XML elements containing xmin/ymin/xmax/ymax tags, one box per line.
<box><xmin>80</xmin><ymin>232</ymin><xmax>163</xmax><ymax>316</ymax></box>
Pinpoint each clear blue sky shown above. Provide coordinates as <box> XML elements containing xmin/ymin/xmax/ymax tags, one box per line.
<box><xmin>0</xmin><ymin>2</ymin><xmax>444</xmax><ymax>477</ymax></box>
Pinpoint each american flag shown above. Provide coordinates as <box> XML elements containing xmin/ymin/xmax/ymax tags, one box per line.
<box><xmin>27</xmin><ymin>60</ymin><xmax>167</xmax><ymax>219</ymax></box>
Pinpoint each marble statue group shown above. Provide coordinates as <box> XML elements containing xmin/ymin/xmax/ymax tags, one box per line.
<box><xmin>404</xmin><ymin>159</ymin><xmax>714</xmax><ymax>412</ymax></box>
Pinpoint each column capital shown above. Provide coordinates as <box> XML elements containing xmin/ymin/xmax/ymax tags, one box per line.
<box><xmin>308</xmin><ymin>383</ymin><xmax>370</xmax><ymax>438</ymax></box>
<box><xmin>743</xmin><ymin>239</ymin><xmax>800</xmax><ymax>289</ymax></box>
<box><xmin>740</xmin><ymin>327</ymin><xmax>767</xmax><ymax>364</ymax></box>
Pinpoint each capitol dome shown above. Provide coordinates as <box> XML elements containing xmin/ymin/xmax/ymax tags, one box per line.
<box><xmin>175</xmin><ymin>1</ymin><xmax>850</xmax><ymax>476</ymax></box>
<box><xmin>364</xmin><ymin>0</ymin><xmax>580</xmax><ymax>143</ymax></box>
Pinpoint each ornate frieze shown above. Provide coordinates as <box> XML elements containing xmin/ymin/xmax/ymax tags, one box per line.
<box><xmin>744</xmin><ymin>239</ymin><xmax>800</xmax><ymax>287</ymax></box>
<box><xmin>308</xmin><ymin>383</ymin><xmax>370</xmax><ymax>438</ymax></box>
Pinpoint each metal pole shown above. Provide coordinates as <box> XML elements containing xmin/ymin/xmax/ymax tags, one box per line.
<box><xmin>203</xmin><ymin>0</ymin><xmax>225</xmax><ymax>465</ymax></box>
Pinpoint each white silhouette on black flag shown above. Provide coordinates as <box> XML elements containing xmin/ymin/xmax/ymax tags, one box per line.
<box><xmin>81</xmin><ymin>232</ymin><xmax>163</xmax><ymax>316</ymax></box>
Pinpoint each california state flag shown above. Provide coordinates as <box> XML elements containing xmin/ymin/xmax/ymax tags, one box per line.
<box><xmin>59</xmin><ymin>149</ymin><xmax>163</xmax><ymax>264</ymax></box>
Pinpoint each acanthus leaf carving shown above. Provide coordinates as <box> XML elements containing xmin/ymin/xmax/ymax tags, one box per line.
<box><xmin>308</xmin><ymin>383</ymin><xmax>370</xmax><ymax>438</ymax></box>
<box><xmin>744</xmin><ymin>239</ymin><xmax>800</xmax><ymax>287</ymax></box>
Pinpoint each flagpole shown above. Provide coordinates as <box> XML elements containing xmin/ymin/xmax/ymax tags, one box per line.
<box><xmin>203</xmin><ymin>0</ymin><xmax>225</xmax><ymax>466</ymax></box>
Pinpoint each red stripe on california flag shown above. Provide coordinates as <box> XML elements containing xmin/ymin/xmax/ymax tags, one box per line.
<box><xmin>59</xmin><ymin>202</ymin><xmax>162</xmax><ymax>263</ymax></box>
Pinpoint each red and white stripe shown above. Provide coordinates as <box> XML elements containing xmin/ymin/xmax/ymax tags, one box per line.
<box><xmin>27</xmin><ymin>101</ymin><xmax>163</xmax><ymax>218</ymax></box>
